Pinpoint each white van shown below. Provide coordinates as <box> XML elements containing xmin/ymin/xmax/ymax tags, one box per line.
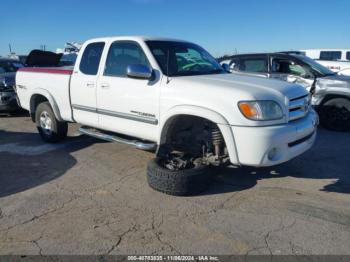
<box><xmin>301</xmin><ymin>49</ymin><xmax>350</xmax><ymax>76</ymax></box>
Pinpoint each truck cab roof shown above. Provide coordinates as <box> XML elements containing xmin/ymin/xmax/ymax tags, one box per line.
<box><xmin>85</xmin><ymin>36</ymin><xmax>189</xmax><ymax>44</ymax></box>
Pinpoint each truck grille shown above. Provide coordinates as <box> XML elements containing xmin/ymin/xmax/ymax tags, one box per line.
<box><xmin>288</xmin><ymin>94</ymin><xmax>310</xmax><ymax>122</ymax></box>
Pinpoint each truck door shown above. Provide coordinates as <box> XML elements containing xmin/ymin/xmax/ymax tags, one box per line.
<box><xmin>269</xmin><ymin>55</ymin><xmax>314</xmax><ymax>91</ymax></box>
<box><xmin>70</xmin><ymin>42</ymin><xmax>105</xmax><ymax>127</ymax></box>
<box><xmin>96</xmin><ymin>40</ymin><xmax>160</xmax><ymax>141</ymax></box>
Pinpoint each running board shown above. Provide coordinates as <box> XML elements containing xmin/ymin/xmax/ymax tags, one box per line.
<box><xmin>79</xmin><ymin>126</ymin><xmax>157</xmax><ymax>151</ymax></box>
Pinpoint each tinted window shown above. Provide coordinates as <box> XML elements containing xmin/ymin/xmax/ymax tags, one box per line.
<box><xmin>319</xmin><ymin>51</ymin><xmax>341</xmax><ymax>61</ymax></box>
<box><xmin>235</xmin><ymin>57</ymin><xmax>268</xmax><ymax>73</ymax></box>
<box><xmin>104</xmin><ymin>41</ymin><xmax>149</xmax><ymax>77</ymax></box>
<box><xmin>347</xmin><ymin>52</ymin><xmax>350</xmax><ymax>61</ymax></box>
<box><xmin>271</xmin><ymin>57</ymin><xmax>311</xmax><ymax>77</ymax></box>
<box><xmin>79</xmin><ymin>42</ymin><xmax>105</xmax><ymax>75</ymax></box>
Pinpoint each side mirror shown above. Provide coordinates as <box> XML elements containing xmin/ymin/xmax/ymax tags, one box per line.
<box><xmin>222</xmin><ymin>63</ymin><xmax>231</xmax><ymax>73</ymax></box>
<box><xmin>127</xmin><ymin>64</ymin><xmax>153</xmax><ymax>80</ymax></box>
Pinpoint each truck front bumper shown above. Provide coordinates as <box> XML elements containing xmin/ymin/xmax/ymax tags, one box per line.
<box><xmin>231</xmin><ymin>109</ymin><xmax>319</xmax><ymax>167</ymax></box>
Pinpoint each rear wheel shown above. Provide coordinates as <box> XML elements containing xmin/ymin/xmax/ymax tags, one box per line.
<box><xmin>319</xmin><ymin>97</ymin><xmax>350</xmax><ymax>132</ymax></box>
<box><xmin>35</xmin><ymin>102</ymin><xmax>68</xmax><ymax>143</ymax></box>
<box><xmin>147</xmin><ymin>153</ymin><xmax>212</xmax><ymax>196</ymax></box>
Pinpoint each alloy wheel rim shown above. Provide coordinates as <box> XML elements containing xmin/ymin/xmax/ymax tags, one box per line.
<box><xmin>39</xmin><ymin>111</ymin><xmax>53</xmax><ymax>135</ymax></box>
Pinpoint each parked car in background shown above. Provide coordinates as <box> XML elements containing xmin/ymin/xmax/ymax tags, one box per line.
<box><xmin>0</xmin><ymin>58</ymin><xmax>24</xmax><ymax>113</ymax></box>
<box><xmin>58</xmin><ymin>53</ymin><xmax>77</xmax><ymax>66</ymax></box>
<box><xmin>222</xmin><ymin>53</ymin><xmax>350</xmax><ymax>131</ymax></box>
<box><xmin>56</xmin><ymin>42</ymin><xmax>81</xmax><ymax>66</ymax></box>
<box><xmin>16</xmin><ymin>36</ymin><xmax>318</xmax><ymax>195</ymax></box>
<box><xmin>300</xmin><ymin>49</ymin><xmax>350</xmax><ymax>76</ymax></box>
<box><xmin>8</xmin><ymin>54</ymin><xmax>28</xmax><ymax>65</ymax></box>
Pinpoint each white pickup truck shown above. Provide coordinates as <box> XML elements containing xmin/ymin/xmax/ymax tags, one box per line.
<box><xmin>16</xmin><ymin>36</ymin><xmax>318</xmax><ymax>195</ymax></box>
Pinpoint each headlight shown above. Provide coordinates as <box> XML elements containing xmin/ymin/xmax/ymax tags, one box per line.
<box><xmin>238</xmin><ymin>100</ymin><xmax>283</xmax><ymax>121</ymax></box>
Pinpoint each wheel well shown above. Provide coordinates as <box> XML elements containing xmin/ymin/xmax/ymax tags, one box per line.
<box><xmin>320</xmin><ymin>94</ymin><xmax>350</xmax><ymax>105</ymax></box>
<box><xmin>161</xmin><ymin>115</ymin><xmax>210</xmax><ymax>143</ymax></box>
<box><xmin>30</xmin><ymin>95</ymin><xmax>48</xmax><ymax>122</ymax></box>
<box><xmin>158</xmin><ymin>115</ymin><xmax>225</xmax><ymax>157</ymax></box>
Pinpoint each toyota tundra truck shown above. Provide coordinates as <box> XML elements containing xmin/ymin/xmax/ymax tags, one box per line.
<box><xmin>16</xmin><ymin>36</ymin><xmax>319</xmax><ymax>195</ymax></box>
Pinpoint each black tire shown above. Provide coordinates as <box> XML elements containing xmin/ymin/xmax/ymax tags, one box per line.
<box><xmin>147</xmin><ymin>158</ymin><xmax>212</xmax><ymax>196</ymax></box>
<box><xmin>318</xmin><ymin>97</ymin><xmax>350</xmax><ymax>132</ymax></box>
<box><xmin>35</xmin><ymin>102</ymin><xmax>68</xmax><ymax>143</ymax></box>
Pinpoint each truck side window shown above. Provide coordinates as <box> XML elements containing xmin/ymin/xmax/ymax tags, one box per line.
<box><xmin>79</xmin><ymin>42</ymin><xmax>105</xmax><ymax>75</ymax></box>
<box><xmin>236</xmin><ymin>57</ymin><xmax>268</xmax><ymax>73</ymax></box>
<box><xmin>319</xmin><ymin>51</ymin><xmax>341</xmax><ymax>61</ymax></box>
<box><xmin>347</xmin><ymin>52</ymin><xmax>350</xmax><ymax>61</ymax></box>
<box><xmin>104</xmin><ymin>41</ymin><xmax>150</xmax><ymax>77</ymax></box>
<box><xmin>271</xmin><ymin>58</ymin><xmax>311</xmax><ymax>78</ymax></box>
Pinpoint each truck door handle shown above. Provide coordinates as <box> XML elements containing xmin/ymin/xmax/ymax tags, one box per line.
<box><xmin>100</xmin><ymin>83</ymin><xmax>110</xmax><ymax>89</ymax></box>
<box><xmin>86</xmin><ymin>82</ymin><xmax>95</xmax><ymax>87</ymax></box>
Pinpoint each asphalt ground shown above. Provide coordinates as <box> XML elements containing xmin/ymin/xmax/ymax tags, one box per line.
<box><xmin>0</xmin><ymin>113</ymin><xmax>349</xmax><ymax>255</ymax></box>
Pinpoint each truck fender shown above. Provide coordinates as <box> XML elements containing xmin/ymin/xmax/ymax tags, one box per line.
<box><xmin>159</xmin><ymin>105</ymin><xmax>240</xmax><ymax>165</ymax></box>
<box><xmin>315</xmin><ymin>90</ymin><xmax>350</xmax><ymax>106</ymax></box>
<box><xmin>30</xmin><ymin>88</ymin><xmax>63</xmax><ymax>121</ymax></box>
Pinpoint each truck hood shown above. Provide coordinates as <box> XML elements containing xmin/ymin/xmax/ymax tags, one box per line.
<box><xmin>166</xmin><ymin>73</ymin><xmax>308</xmax><ymax>127</ymax></box>
<box><xmin>173</xmin><ymin>73</ymin><xmax>308</xmax><ymax>101</ymax></box>
<box><xmin>318</xmin><ymin>74</ymin><xmax>350</xmax><ymax>89</ymax></box>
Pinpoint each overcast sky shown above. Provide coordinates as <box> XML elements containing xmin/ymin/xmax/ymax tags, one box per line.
<box><xmin>1</xmin><ymin>0</ymin><xmax>350</xmax><ymax>57</ymax></box>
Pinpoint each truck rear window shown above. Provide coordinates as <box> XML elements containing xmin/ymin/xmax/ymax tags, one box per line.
<box><xmin>79</xmin><ymin>42</ymin><xmax>105</xmax><ymax>75</ymax></box>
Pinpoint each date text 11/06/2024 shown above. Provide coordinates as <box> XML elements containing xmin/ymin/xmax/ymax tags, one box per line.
<box><xmin>127</xmin><ymin>255</ymin><xmax>219</xmax><ymax>261</ymax></box>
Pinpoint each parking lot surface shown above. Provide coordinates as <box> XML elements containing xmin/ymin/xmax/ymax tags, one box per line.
<box><xmin>0</xmin><ymin>113</ymin><xmax>350</xmax><ymax>255</ymax></box>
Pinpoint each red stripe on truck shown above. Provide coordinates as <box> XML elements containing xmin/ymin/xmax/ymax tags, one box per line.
<box><xmin>18</xmin><ymin>67</ymin><xmax>73</xmax><ymax>75</ymax></box>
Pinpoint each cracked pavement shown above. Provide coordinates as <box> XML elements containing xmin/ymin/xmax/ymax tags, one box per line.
<box><xmin>0</xmin><ymin>114</ymin><xmax>350</xmax><ymax>255</ymax></box>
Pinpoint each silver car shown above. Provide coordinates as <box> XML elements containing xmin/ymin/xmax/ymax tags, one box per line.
<box><xmin>222</xmin><ymin>53</ymin><xmax>350</xmax><ymax>131</ymax></box>
<box><xmin>0</xmin><ymin>58</ymin><xmax>24</xmax><ymax>113</ymax></box>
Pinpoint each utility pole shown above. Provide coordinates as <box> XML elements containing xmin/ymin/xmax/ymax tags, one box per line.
<box><xmin>9</xmin><ymin>44</ymin><xmax>12</xmax><ymax>54</ymax></box>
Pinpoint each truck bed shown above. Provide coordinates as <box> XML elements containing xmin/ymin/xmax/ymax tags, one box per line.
<box><xmin>16</xmin><ymin>66</ymin><xmax>74</xmax><ymax>122</ymax></box>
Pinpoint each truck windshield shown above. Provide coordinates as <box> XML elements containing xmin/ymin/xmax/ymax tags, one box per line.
<box><xmin>146</xmin><ymin>41</ymin><xmax>225</xmax><ymax>76</ymax></box>
<box><xmin>295</xmin><ymin>55</ymin><xmax>335</xmax><ymax>77</ymax></box>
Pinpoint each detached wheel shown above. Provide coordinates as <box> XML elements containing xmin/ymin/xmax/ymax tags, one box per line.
<box><xmin>319</xmin><ymin>97</ymin><xmax>350</xmax><ymax>132</ymax></box>
<box><xmin>147</xmin><ymin>154</ymin><xmax>212</xmax><ymax>196</ymax></box>
<box><xmin>35</xmin><ymin>102</ymin><xmax>68</xmax><ymax>143</ymax></box>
